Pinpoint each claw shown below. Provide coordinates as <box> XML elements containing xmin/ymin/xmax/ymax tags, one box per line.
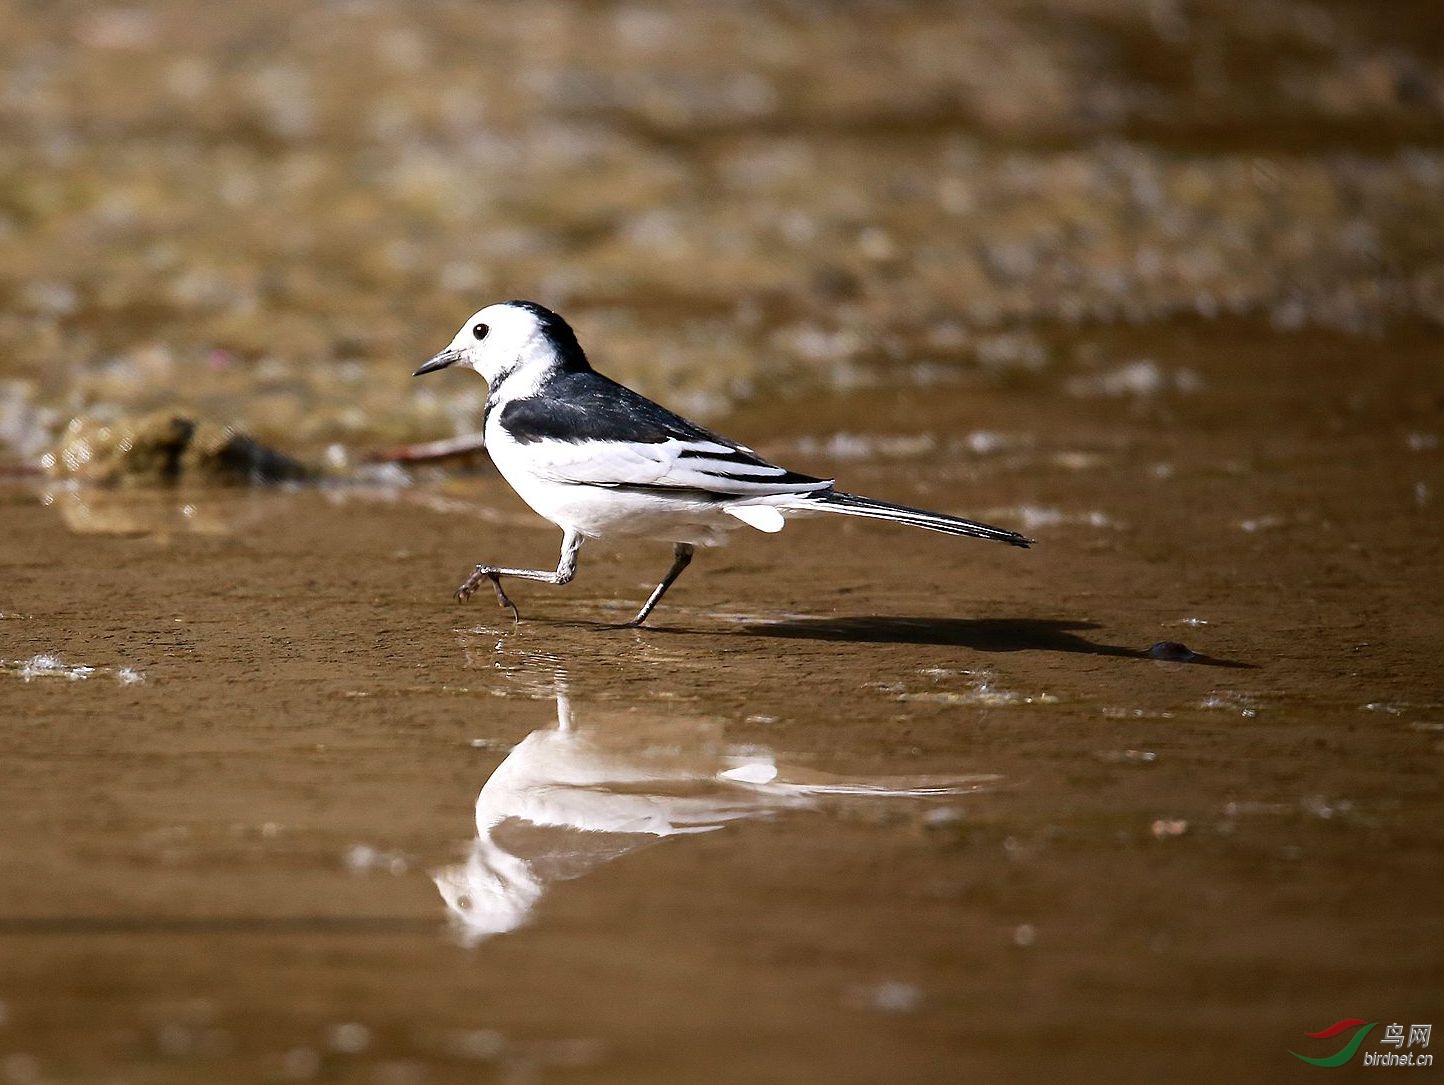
<box><xmin>485</xmin><ymin>570</ymin><xmax>521</xmax><ymax>625</ymax></box>
<box><xmin>454</xmin><ymin>572</ymin><xmax>520</xmax><ymax>624</ymax></box>
<box><xmin>451</xmin><ymin>558</ymin><xmax>551</xmax><ymax>625</ymax></box>
<box><xmin>455</xmin><ymin>565</ymin><xmax>490</xmax><ymax>604</ymax></box>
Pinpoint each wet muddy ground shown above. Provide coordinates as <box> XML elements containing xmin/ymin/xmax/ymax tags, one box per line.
<box><xmin>2</xmin><ymin>1</ymin><xmax>1444</xmax><ymax>1082</ymax></box>
<box><xmin>3</xmin><ymin>321</ymin><xmax>1442</xmax><ymax>1083</ymax></box>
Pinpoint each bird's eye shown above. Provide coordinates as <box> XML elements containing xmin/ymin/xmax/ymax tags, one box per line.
<box><xmin>472</xmin><ymin>323</ymin><xmax>489</xmax><ymax>340</ymax></box>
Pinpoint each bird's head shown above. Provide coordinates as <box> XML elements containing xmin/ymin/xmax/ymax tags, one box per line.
<box><xmin>414</xmin><ymin>300</ymin><xmax>587</xmax><ymax>386</ymax></box>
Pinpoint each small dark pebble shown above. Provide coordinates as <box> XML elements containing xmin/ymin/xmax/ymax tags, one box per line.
<box><xmin>198</xmin><ymin>430</ymin><xmax>314</xmax><ymax>484</ymax></box>
<box><xmin>1149</xmin><ymin>641</ymin><xmax>1198</xmax><ymax>662</ymax></box>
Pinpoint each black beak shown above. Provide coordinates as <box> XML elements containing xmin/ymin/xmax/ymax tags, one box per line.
<box><xmin>413</xmin><ymin>349</ymin><xmax>463</xmax><ymax>377</ymax></box>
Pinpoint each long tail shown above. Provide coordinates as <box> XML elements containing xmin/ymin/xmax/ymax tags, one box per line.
<box><xmin>801</xmin><ymin>489</ymin><xmax>1032</xmax><ymax>547</ymax></box>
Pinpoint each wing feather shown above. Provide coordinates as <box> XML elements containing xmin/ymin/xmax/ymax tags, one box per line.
<box><xmin>500</xmin><ymin>372</ymin><xmax>832</xmax><ymax>497</ymax></box>
<box><xmin>531</xmin><ymin>437</ymin><xmax>831</xmax><ymax>496</ymax></box>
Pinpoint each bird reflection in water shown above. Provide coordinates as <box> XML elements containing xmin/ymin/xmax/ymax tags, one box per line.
<box><xmin>433</xmin><ymin>682</ymin><xmax>999</xmax><ymax>945</ymax></box>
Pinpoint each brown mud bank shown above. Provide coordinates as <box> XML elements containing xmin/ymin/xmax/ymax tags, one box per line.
<box><xmin>1</xmin><ymin>322</ymin><xmax>1440</xmax><ymax>1083</ymax></box>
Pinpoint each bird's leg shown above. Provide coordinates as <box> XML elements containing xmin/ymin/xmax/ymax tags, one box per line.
<box><xmin>456</xmin><ymin>530</ymin><xmax>583</xmax><ymax>623</ymax></box>
<box><xmin>622</xmin><ymin>543</ymin><xmax>695</xmax><ymax>627</ymax></box>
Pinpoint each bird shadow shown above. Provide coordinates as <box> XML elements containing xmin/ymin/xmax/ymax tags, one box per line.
<box><xmin>722</xmin><ymin>615</ymin><xmax>1255</xmax><ymax>668</ymax></box>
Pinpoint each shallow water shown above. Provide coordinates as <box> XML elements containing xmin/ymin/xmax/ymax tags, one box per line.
<box><xmin>2</xmin><ymin>0</ymin><xmax>1443</xmax><ymax>1080</ymax></box>
<box><xmin>3</xmin><ymin>319</ymin><xmax>1442</xmax><ymax>1082</ymax></box>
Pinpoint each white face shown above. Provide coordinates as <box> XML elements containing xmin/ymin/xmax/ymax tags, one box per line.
<box><xmin>416</xmin><ymin>302</ymin><xmax>550</xmax><ymax>384</ymax></box>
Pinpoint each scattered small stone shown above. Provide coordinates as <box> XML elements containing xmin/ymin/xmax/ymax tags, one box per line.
<box><xmin>468</xmin><ymin>737</ymin><xmax>511</xmax><ymax>750</ymax></box>
<box><xmin>846</xmin><ymin>981</ymin><xmax>923</xmax><ymax>1014</ymax></box>
<box><xmin>1239</xmin><ymin>515</ymin><xmax>1285</xmax><ymax>533</ymax></box>
<box><xmin>441</xmin><ymin>1028</ymin><xmax>505</xmax><ymax>1061</ymax></box>
<box><xmin>1101</xmin><ymin>708</ymin><xmax>1175</xmax><ymax>720</ymax></box>
<box><xmin>1300</xmin><ymin>795</ymin><xmax>1352</xmax><ymax>819</ymax></box>
<box><xmin>1065</xmin><ymin>360</ymin><xmax>1202</xmax><ymax>398</ymax></box>
<box><xmin>870</xmin><ymin>981</ymin><xmax>922</xmax><ymax>1013</ymax></box>
<box><xmin>327</xmin><ymin>1022</ymin><xmax>371</xmax><ymax>1055</ymax></box>
<box><xmin>1096</xmin><ymin>748</ymin><xmax>1158</xmax><ymax>764</ymax></box>
<box><xmin>343</xmin><ymin>844</ymin><xmax>410</xmax><ymax>875</ymax></box>
<box><xmin>922</xmin><ymin>806</ymin><xmax>965</xmax><ymax>827</ymax></box>
<box><xmin>1200</xmin><ymin>691</ymin><xmax>1260</xmax><ymax>717</ymax></box>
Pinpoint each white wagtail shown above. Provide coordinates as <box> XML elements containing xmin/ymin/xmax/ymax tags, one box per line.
<box><xmin>414</xmin><ymin>300</ymin><xmax>1031</xmax><ymax>626</ymax></box>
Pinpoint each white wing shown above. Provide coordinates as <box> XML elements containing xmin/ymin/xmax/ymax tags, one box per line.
<box><xmin>531</xmin><ymin>438</ymin><xmax>832</xmax><ymax>497</ymax></box>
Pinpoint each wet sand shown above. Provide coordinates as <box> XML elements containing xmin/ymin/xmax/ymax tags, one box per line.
<box><xmin>3</xmin><ymin>322</ymin><xmax>1441</xmax><ymax>1083</ymax></box>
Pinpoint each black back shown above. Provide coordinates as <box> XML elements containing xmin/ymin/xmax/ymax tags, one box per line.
<box><xmin>500</xmin><ymin>369</ymin><xmax>732</xmax><ymax>446</ymax></box>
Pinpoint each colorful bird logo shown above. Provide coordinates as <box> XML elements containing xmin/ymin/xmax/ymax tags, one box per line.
<box><xmin>1290</xmin><ymin>1019</ymin><xmax>1379</xmax><ymax>1067</ymax></box>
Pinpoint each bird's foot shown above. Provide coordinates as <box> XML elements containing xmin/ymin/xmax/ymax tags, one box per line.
<box><xmin>455</xmin><ymin>567</ymin><xmax>522</xmax><ymax>624</ymax></box>
<box><xmin>454</xmin><ymin>565</ymin><xmax>488</xmax><ymax>602</ymax></box>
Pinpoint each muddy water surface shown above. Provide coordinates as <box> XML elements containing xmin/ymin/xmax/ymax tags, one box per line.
<box><xmin>2</xmin><ymin>323</ymin><xmax>1442</xmax><ymax>1083</ymax></box>
<box><xmin>2</xmin><ymin>0</ymin><xmax>1443</xmax><ymax>1080</ymax></box>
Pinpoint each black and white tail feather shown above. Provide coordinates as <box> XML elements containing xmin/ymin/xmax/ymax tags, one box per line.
<box><xmin>415</xmin><ymin>300</ymin><xmax>1032</xmax><ymax>626</ymax></box>
<box><xmin>803</xmin><ymin>490</ymin><xmax>1031</xmax><ymax>546</ymax></box>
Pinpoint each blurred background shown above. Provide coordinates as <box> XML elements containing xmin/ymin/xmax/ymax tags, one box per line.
<box><xmin>0</xmin><ymin>0</ymin><xmax>1439</xmax><ymax>467</ymax></box>
<box><xmin>2</xmin><ymin>6</ymin><xmax>1442</xmax><ymax>1083</ymax></box>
